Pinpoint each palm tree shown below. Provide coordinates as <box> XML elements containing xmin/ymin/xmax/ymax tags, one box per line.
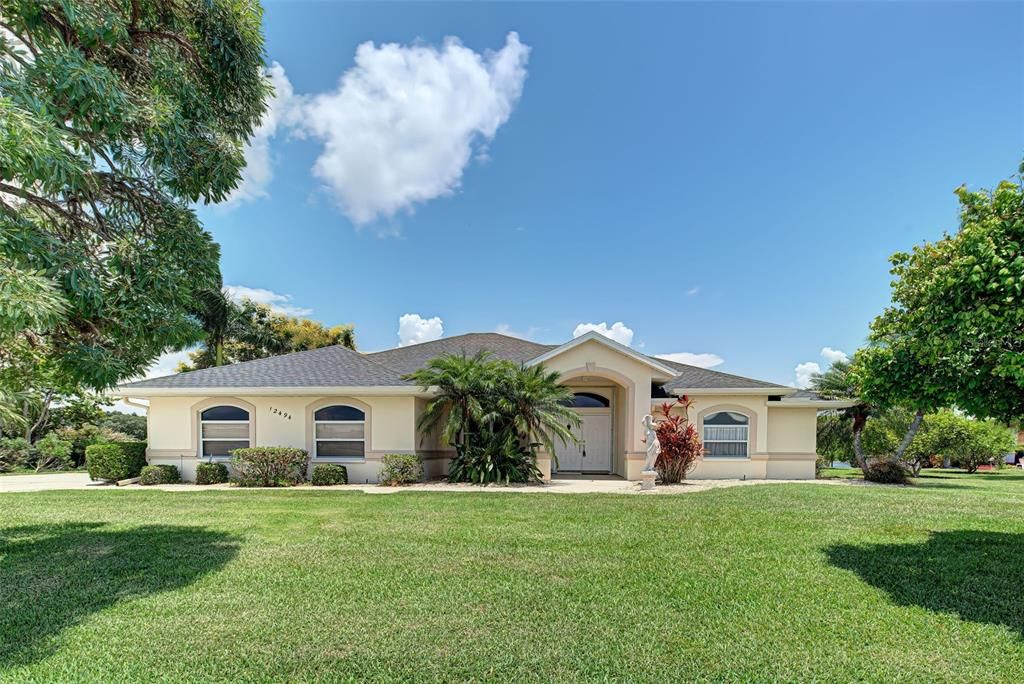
<box><xmin>495</xmin><ymin>363</ymin><xmax>579</xmax><ymax>455</ymax></box>
<box><xmin>193</xmin><ymin>287</ymin><xmax>231</xmax><ymax>367</ymax></box>
<box><xmin>811</xmin><ymin>359</ymin><xmax>870</xmax><ymax>467</ymax></box>
<box><xmin>406</xmin><ymin>352</ymin><xmax>501</xmax><ymax>450</ymax></box>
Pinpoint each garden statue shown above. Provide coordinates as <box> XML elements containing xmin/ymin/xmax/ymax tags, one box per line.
<box><xmin>640</xmin><ymin>415</ymin><xmax>659</xmax><ymax>490</ymax></box>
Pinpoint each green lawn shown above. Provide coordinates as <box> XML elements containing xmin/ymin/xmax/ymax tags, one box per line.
<box><xmin>2</xmin><ymin>471</ymin><xmax>1023</xmax><ymax>682</ymax></box>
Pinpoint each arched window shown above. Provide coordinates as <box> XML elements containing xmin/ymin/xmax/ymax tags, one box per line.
<box><xmin>563</xmin><ymin>392</ymin><xmax>611</xmax><ymax>408</ymax></box>
<box><xmin>703</xmin><ymin>411</ymin><xmax>749</xmax><ymax>458</ymax></box>
<box><xmin>314</xmin><ymin>405</ymin><xmax>366</xmax><ymax>460</ymax></box>
<box><xmin>200</xmin><ymin>405</ymin><xmax>250</xmax><ymax>459</ymax></box>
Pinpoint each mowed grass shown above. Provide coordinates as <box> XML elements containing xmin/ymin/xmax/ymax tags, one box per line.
<box><xmin>2</xmin><ymin>471</ymin><xmax>1023</xmax><ymax>682</ymax></box>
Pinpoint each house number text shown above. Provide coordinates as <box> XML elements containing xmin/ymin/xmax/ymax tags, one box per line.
<box><xmin>270</xmin><ymin>407</ymin><xmax>292</xmax><ymax>420</ymax></box>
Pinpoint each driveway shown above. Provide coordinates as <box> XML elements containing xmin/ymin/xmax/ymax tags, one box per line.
<box><xmin>0</xmin><ymin>472</ymin><xmax>107</xmax><ymax>493</ymax></box>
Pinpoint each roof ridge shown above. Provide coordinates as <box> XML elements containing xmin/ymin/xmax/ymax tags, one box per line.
<box><xmin>649</xmin><ymin>354</ymin><xmax>786</xmax><ymax>389</ymax></box>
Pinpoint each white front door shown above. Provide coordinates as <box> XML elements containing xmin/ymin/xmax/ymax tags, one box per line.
<box><xmin>554</xmin><ymin>411</ymin><xmax>612</xmax><ymax>473</ymax></box>
<box><xmin>579</xmin><ymin>413</ymin><xmax>612</xmax><ymax>472</ymax></box>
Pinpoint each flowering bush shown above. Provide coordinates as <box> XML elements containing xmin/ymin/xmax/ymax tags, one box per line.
<box><xmin>230</xmin><ymin>447</ymin><xmax>308</xmax><ymax>487</ymax></box>
<box><xmin>655</xmin><ymin>396</ymin><xmax>703</xmax><ymax>483</ymax></box>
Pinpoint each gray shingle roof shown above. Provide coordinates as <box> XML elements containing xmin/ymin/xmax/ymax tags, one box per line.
<box><xmin>118</xmin><ymin>332</ymin><xmax>785</xmax><ymax>392</ymax></box>
<box><xmin>653</xmin><ymin>356</ymin><xmax>788</xmax><ymax>391</ymax></box>
<box><xmin>365</xmin><ymin>333</ymin><xmax>556</xmax><ymax>376</ymax></box>
<box><xmin>119</xmin><ymin>345</ymin><xmax>408</xmax><ymax>389</ymax></box>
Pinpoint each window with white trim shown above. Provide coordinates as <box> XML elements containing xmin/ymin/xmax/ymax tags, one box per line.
<box><xmin>314</xmin><ymin>405</ymin><xmax>366</xmax><ymax>460</ymax></box>
<box><xmin>200</xmin><ymin>405</ymin><xmax>250</xmax><ymax>459</ymax></box>
<box><xmin>703</xmin><ymin>411</ymin><xmax>749</xmax><ymax>458</ymax></box>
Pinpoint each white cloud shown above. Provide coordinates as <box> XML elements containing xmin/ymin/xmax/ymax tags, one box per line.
<box><xmin>398</xmin><ymin>313</ymin><xmax>444</xmax><ymax>347</ymax></box>
<box><xmin>794</xmin><ymin>361</ymin><xmax>821</xmax><ymax>389</ymax></box>
<box><xmin>686</xmin><ymin>287</ymin><xmax>699</xmax><ymax>296</ymax></box>
<box><xmin>820</xmin><ymin>346</ymin><xmax>849</xmax><ymax>365</ymax></box>
<box><xmin>224</xmin><ymin>284</ymin><xmax>312</xmax><ymax>317</ymax></box>
<box><xmin>655</xmin><ymin>352</ymin><xmax>725</xmax><ymax>369</ymax></box>
<box><xmin>573</xmin><ymin>321</ymin><xmax>634</xmax><ymax>347</ymax></box>
<box><xmin>221</xmin><ymin>62</ymin><xmax>298</xmax><ymax>205</ymax></box>
<box><xmin>299</xmin><ymin>32</ymin><xmax>529</xmax><ymax>225</ymax></box>
<box><xmin>494</xmin><ymin>323</ymin><xmax>539</xmax><ymax>340</ymax></box>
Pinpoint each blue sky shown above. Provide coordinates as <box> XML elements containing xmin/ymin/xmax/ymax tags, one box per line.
<box><xmin>193</xmin><ymin>0</ymin><xmax>1023</xmax><ymax>387</ymax></box>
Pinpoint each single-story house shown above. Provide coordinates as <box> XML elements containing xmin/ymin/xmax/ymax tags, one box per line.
<box><xmin>115</xmin><ymin>331</ymin><xmax>854</xmax><ymax>483</ymax></box>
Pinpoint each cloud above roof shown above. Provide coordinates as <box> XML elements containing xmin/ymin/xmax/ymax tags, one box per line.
<box><xmin>655</xmin><ymin>352</ymin><xmax>724</xmax><ymax>369</ymax></box>
<box><xmin>225</xmin><ymin>285</ymin><xmax>312</xmax><ymax>317</ymax></box>
<box><xmin>572</xmin><ymin>321</ymin><xmax>634</xmax><ymax>347</ymax></box>
<box><xmin>398</xmin><ymin>313</ymin><xmax>444</xmax><ymax>347</ymax></box>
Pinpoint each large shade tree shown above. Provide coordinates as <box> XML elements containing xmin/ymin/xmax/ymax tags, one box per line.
<box><xmin>0</xmin><ymin>0</ymin><xmax>271</xmax><ymax>416</ymax></box>
<box><xmin>853</xmin><ymin>166</ymin><xmax>1024</xmax><ymax>463</ymax></box>
<box><xmin>813</xmin><ymin>165</ymin><xmax>1023</xmax><ymax>474</ymax></box>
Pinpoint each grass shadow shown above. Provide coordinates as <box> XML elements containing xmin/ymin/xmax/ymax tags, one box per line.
<box><xmin>827</xmin><ymin>531</ymin><xmax>1024</xmax><ymax>637</ymax></box>
<box><xmin>0</xmin><ymin>522</ymin><xmax>239</xmax><ymax>668</ymax></box>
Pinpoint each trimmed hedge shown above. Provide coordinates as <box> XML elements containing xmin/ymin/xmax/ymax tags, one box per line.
<box><xmin>196</xmin><ymin>462</ymin><xmax>229</xmax><ymax>485</ymax></box>
<box><xmin>311</xmin><ymin>464</ymin><xmax>348</xmax><ymax>486</ymax></box>
<box><xmin>380</xmin><ymin>454</ymin><xmax>423</xmax><ymax>485</ymax></box>
<box><xmin>139</xmin><ymin>464</ymin><xmax>181</xmax><ymax>485</ymax></box>
<box><xmin>85</xmin><ymin>441</ymin><xmax>148</xmax><ymax>481</ymax></box>
<box><xmin>230</xmin><ymin>447</ymin><xmax>308</xmax><ymax>487</ymax></box>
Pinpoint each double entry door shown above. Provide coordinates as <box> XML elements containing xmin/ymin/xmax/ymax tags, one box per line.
<box><xmin>554</xmin><ymin>411</ymin><xmax>612</xmax><ymax>473</ymax></box>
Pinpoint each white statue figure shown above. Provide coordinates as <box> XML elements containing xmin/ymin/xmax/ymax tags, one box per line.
<box><xmin>641</xmin><ymin>414</ymin><xmax>659</xmax><ymax>472</ymax></box>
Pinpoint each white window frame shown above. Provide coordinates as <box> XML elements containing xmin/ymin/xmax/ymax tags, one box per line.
<box><xmin>313</xmin><ymin>406</ymin><xmax>366</xmax><ymax>462</ymax></box>
<box><xmin>199</xmin><ymin>407</ymin><xmax>250</xmax><ymax>461</ymax></box>
<box><xmin>703</xmin><ymin>411</ymin><xmax>750</xmax><ymax>459</ymax></box>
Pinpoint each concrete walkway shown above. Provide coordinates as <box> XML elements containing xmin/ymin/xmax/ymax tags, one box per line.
<box><xmin>0</xmin><ymin>472</ymin><xmax>867</xmax><ymax>495</ymax></box>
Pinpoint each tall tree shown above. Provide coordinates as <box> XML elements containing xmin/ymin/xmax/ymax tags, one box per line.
<box><xmin>0</xmin><ymin>0</ymin><xmax>271</xmax><ymax>399</ymax></box>
<box><xmin>858</xmin><ymin>168</ymin><xmax>1024</xmax><ymax>425</ymax></box>
<box><xmin>847</xmin><ymin>164</ymin><xmax>1024</xmax><ymax>471</ymax></box>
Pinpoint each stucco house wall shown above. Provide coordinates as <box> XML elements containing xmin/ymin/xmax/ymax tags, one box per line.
<box><xmin>146</xmin><ymin>394</ymin><xmax>417</xmax><ymax>483</ymax></box>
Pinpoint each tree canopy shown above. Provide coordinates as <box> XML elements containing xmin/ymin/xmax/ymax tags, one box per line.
<box><xmin>0</xmin><ymin>0</ymin><xmax>270</xmax><ymax>402</ymax></box>
<box><xmin>179</xmin><ymin>297</ymin><xmax>356</xmax><ymax>371</ymax></box>
<box><xmin>857</xmin><ymin>169</ymin><xmax>1024</xmax><ymax>423</ymax></box>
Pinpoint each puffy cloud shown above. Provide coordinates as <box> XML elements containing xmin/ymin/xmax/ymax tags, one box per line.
<box><xmin>794</xmin><ymin>361</ymin><xmax>821</xmax><ymax>389</ymax></box>
<box><xmin>655</xmin><ymin>352</ymin><xmax>725</xmax><ymax>369</ymax></box>
<box><xmin>686</xmin><ymin>287</ymin><xmax>699</xmax><ymax>296</ymax></box>
<box><xmin>221</xmin><ymin>62</ymin><xmax>298</xmax><ymax>205</ymax></box>
<box><xmin>573</xmin><ymin>321</ymin><xmax>634</xmax><ymax>347</ymax></box>
<box><xmin>224</xmin><ymin>284</ymin><xmax>312</xmax><ymax>317</ymax></box>
<box><xmin>299</xmin><ymin>32</ymin><xmax>529</xmax><ymax>225</ymax></box>
<box><xmin>398</xmin><ymin>313</ymin><xmax>444</xmax><ymax>347</ymax></box>
<box><xmin>820</xmin><ymin>346</ymin><xmax>849</xmax><ymax>365</ymax></box>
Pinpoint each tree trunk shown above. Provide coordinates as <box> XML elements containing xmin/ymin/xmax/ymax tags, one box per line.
<box><xmin>852</xmin><ymin>415</ymin><xmax>868</xmax><ymax>470</ymax></box>
<box><xmin>893</xmin><ymin>409</ymin><xmax>925</xmax><ymax>464</ymax></box>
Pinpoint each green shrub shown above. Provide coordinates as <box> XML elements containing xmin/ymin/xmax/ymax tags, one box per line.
<box><xmin>195</xmin><ymin>462</ymin><xmax>229</xmax><ymax>485</ymax></box>
<box><xmin>85</xmin><ymin>441</ymin><xmax>148</xmax><ymax>481</ymax></box>
<box><xmin>448</xmin><ymin>432</ymin><xmax>541</xmax><ymax>485</ymax></box>
<box><xmin>864</xmin><ymin>460</ymin><xmax>910</xmax><ymax>485</ymax></box>
<box><xmin>56</xmin><ymin>423</ymin><xmax>133</xmax><ymax>467</ymax></box>
<box><xmin>380</xmin><ymin>454</ymin><xmax>423</xmax><ymax>485</ymax></box>
<box><xmin>230</xmin><ymin>447</ymin><xmax>308</xmax><ymax>487</ymax></box>
<box><xmin>32</xmin><ymin>434</ymin><xmax>73</xmax><ymax>472</ymax></box>
<box><xmin>311</xmin><ymin>464</ymin><xmax>348</xmax><ymax>486</ymax></box>
<box><xmin>0</xmin><ymin>437</ymin><xmax>32</xmax><ymax>471</ymax></box>
<box><xmin>139</xmin><ymin>464</ymin><xmax>181</xmax><ymax>485</ymax></box>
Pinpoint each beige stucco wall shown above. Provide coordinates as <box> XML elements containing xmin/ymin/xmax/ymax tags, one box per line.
<box><xmin>650</xmin><ymin>397</ymin><xmax>818</xmax><ymax>480</ymax></box>
<box><xmin>145</xmin><ymin>394</ymin><xmax>417</xmax><ymax>483</ymax></box>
